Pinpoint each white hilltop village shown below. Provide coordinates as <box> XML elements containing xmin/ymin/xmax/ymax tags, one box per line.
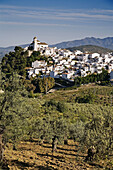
<box><xmin>24</xmin><ymin>37</ymin><xmax>113</xmax><ymax>82</ymax></box>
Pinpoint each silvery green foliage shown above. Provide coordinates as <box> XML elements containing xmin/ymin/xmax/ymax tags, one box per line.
<box><xmin>69</xmin><ymin>120</ymin><xmax>85</xmax><ymax>141</ymax></box>
<box><xmin>81</xmin><ymin>112</ymin><xmax>113</xmax><ymax>158</ymax></box>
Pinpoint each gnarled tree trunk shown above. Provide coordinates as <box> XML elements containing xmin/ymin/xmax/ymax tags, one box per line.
<box><xmin>0</xmin><ymin>134</ymin><xmax>4</xmax><ymax>162</ymax></box>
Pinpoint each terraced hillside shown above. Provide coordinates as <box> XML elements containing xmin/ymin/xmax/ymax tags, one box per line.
<box><xmin>3</xmin><ymin>140</ymin><xmax>109</xmax><ymax>170</ymax></box>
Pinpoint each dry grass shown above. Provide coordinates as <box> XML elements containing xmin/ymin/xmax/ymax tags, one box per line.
<box><xmin>3</xmin><ymin>140</ymin><xmax>107</xmax><ymax>170</ymax></box>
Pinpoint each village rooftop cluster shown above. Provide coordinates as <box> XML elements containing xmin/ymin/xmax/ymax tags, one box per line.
<box><xmin>24</xmin><ymin>37</ymin><xmax>113</xmax><ymax>81</ymax></box>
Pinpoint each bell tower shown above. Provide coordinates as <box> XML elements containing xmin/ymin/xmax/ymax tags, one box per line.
<box><xmin>33</xmin><ymin>37</ymin><xmax>37</xmax><ymax>51</ymax></box>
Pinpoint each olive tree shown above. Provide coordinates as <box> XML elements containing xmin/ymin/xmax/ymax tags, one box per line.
<box><xmin>80</xmin><ymin>112</ymin><xmax>113</xmax><ymax>159</ymax></box>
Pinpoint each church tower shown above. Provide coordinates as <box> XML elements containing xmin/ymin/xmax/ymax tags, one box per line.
<box><xmin>33</xmin><ymin>37</ymin><xmax>37</xmax><ymax>51</ymax></box>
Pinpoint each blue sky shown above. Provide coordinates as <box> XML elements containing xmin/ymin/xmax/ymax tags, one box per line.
<box><xmin>0</xmin><ymin>0</ymin><xmax>113</xmax><ymax>47</ymax></box>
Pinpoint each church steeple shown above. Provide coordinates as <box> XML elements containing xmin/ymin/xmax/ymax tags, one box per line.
<box><xmin>33</xmin><ymin>37</ymin><xmax>37</xmax><ymax>51</ymax></box>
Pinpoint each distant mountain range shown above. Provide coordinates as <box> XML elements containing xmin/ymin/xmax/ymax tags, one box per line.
<box><xmin>50</xmin><ymin>37</ymin><xmax>113</xmax><ymax>50</ymax></box>
<box><xmin>0</xmin><ymin>37</ymin><xmax>113</xmax><ymax>60</ymax></box>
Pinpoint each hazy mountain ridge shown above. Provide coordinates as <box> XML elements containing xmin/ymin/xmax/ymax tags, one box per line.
<box><xmin>50</xmin><ymin>37</ymin><xmax>113</xmax><ymax>49</ymax></box>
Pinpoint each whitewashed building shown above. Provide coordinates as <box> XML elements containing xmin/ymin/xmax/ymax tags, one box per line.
<box><xmin>25</xmin><ymin>37</ymin><xmax>48</xmax><ymax>51</ymax></box>
<box><xmin>32</xmin><ymin>60</ymin><xmax>47</xmax><ymax>68</ymax></box>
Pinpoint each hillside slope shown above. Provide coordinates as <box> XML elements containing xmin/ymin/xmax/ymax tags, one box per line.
<box><xmin>4</xmin><ymin>140</ymin><xmax>106</xmax><ymax>169</ymax></box>
<box><xmin>68</xmin><ymin>45</ymin><xmax>113</xmax><ymax>53</ymax></box>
